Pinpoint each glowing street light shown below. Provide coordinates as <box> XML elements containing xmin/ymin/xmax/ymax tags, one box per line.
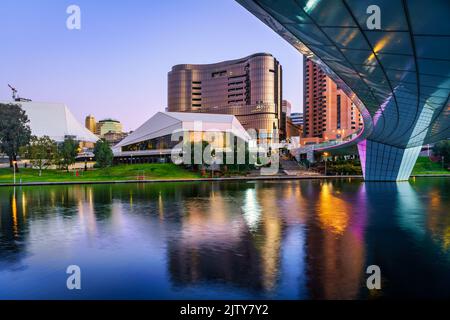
<box><xmin>12</xmin><ymin>160</ymin><xmax>17</xmax><ymax>185</ymax></box>
<box><xmin>323</xmin><ymin>152</ymin><xmax>329</xmax><ymax>176</ymax></box>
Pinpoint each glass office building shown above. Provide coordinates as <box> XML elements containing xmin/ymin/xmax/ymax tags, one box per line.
<box><xmin>237</xmin><ymin>0</ymin><xmax>450</xmax><ymax>181</ymax></box>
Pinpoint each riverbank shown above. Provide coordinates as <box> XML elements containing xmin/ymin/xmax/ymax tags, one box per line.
<box><xmin>1</xmin><ymin>173</ymin><xmax>450</xmax><ymax>187</ymax></box>
<box><xmin>411</xmin><ymin>157</ymin><xmax>449</xmax><ymax>175</ymax></box>
<box><xmin>0</xmin><ymin>162</ymin><xmax>448</xmax><ymax>187</ymax></box>
<box><xmin>0</xmin><ymin>163</ymin><xmax>201</xmax><ymax>183</ymax></box>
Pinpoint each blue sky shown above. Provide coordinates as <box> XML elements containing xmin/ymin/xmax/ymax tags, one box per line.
<box><xmin>0</xmin><ymin>0</ymin><xmax>303</xmax><ymax>131</ymax></box>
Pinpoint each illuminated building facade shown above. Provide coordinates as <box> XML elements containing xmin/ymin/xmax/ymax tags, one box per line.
<box><xmin>304</xmin><ymin>57</ymin><xmax>363</xmax><ymax>141</ymax></box>
<box><xmin>168</xmin><ymin>53</ymin><xmax>283</xmax><ymax>140</ymax></box>
<box><xmin>85</xmin><ymin>115</ymin><xmax>97</xmax><ymax>134</ymax></box>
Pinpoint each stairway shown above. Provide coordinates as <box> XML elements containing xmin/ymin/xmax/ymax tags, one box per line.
<box><xmin>280</xmin><ymin>157</ymin><xmax>319</xmax><ymax>176</ymax></box>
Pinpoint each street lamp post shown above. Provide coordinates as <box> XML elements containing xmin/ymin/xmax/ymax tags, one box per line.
<box><xmin>323</xmin><ymin>152</ymin><xmax>329</xmax><ymax>176</ymax></box>
<box><xmin>12</xmin><ymin>160</ymin><xmax>17</xmax><ymax>185</ymax></box>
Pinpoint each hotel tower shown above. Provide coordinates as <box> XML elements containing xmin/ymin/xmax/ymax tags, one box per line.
<box><xmin>168</xmin><ymin>53</ymin><xmax>284</xmax><ymax>140</ymax></box>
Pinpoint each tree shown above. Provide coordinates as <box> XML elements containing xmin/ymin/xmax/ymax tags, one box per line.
<box><xmin>94</xmin><ymin>140</ymin><xmax>113</xmax><ymax>168</ymax></box>
<box><xmin>433</xmin><ymin>140</ymin><xmax>450</xmax><ymax>167</ymax></box>
<box><xmin>0</xmin><ymin>103</ymin><xmax>32</xmax><ymax>172</ymax></box>
<box><xmin>57</xmin><ymin>137</ymin><xmax>79</xmax><ymax>172</ymax></box>
<box><xmin>20</xmin><ymin>136</ymin><xmax>57</xmax><ymax>176</ymax></box>
<box><xmin>21</xmin><ymin>136</ymin><xmax>57</xmax><ymax>176</ymax></box>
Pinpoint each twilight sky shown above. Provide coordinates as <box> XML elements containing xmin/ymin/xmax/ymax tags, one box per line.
<box><xmin>0</xmin><ymin>0</ymin><xmax>304</xmax><ymax>131</ymax></box>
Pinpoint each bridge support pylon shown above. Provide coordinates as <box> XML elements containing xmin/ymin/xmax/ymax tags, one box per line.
<box><xmin>357</xmin><ymin>139</ymin><xmax>421</xmax><ymax>181</ymax></box>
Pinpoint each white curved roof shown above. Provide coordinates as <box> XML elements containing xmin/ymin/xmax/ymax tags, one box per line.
<box><xmin>2</xmin><ymin>101</ymin><xmax>99</xmax><ymax>143</ymax></box>
<box><xmin>113</xmin><ymin>112</ymin><xmax>250</xmax><ymax>152</ymax></box>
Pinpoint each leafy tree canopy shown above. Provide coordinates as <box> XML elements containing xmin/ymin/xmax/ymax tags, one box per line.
<box><xmin>0</xmin><ymin>103</ymin><xmax>32</xmax><ymax>170</ymax></box>
<box><xmin>20</xmin><ymin>135</ymin><xmax>57</xmax><ymax>175</ymax></box>
<box><xmin>94</xmin><ymin>139</ymin><xmax>113</xmax><ymax>168</ymax></box>
<box><xmin>57</xmin><ymin>137</ymin><xmax>79</xmax><ymax>171</ymax></box>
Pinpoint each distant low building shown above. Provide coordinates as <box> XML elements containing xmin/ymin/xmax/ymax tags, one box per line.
<box><xmin>281</xmin><ymin>100</ymin><xmax>292</xmax><ymax>141</ymax></box>
<box><xmin>286</xmin><ymin>118</ymin><xmax>302</xmax><ymax>140</ymax></box>
<box><xmin>103</xmin><ymin>131</ymin><xmax>128</xmax><ymax>146</ymax></box>
<box><xmin>85</xmin><ymin>114</ymin><xmax>97</xmax><ymax>133</ymax></box>
<box><xmin>290</xmin><ymin>112</ymin><xmax>303</xmax><ymax>127</ymax></box>
<box><xmin>96</xmin><ymin>119</ymin><xmax>123</xmax><ymax>136</ymax></box>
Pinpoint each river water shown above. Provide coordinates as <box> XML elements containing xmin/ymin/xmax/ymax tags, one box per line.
<box><xmin>0</xmin><ymin>178</ymin><xmax>449</xmax><ymax>299</ymax></box>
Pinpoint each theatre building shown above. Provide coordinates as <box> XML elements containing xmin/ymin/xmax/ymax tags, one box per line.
<box><xmin>112</xmin><ymin>112</ymin><xmax>250</xmax><ymax>164</ymax></box>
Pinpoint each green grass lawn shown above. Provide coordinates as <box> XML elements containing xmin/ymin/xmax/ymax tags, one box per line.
<box><xmin>0</xmin><ymin>163</ymin><xmax>201</xmax><ymax>183</ymax></box>
<box><xmin>0</xmin><ymin>157</ymin><xmax>447</xmax><ymax>184</ymax></box>
<box><xmin>412</xmin><ymin>157</ymin><xmax>449</xmax><ymax>175</ymax></box>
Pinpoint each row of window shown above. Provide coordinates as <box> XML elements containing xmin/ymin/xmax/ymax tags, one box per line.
<box><xmin>228</xmin><ymin>81</ymin><xmax>244</xmax><ymax>86</ymax></box>
<box><xmin>212</xmin><ymin>70</ymin><xmax>227</xmax><ymax>78</ymax></box>
<box><xmin>228</xmin><ymin>87</ymin><xmax>244</xmax><ymax>92</ymax></box>
<box><xmin>122</xmin><ymin>134</ymin><xmax>180</xmax><ymax>152</ymax></box>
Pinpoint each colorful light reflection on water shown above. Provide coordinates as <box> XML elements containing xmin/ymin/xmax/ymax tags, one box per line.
<box><xmin>0</xmin><ymin>178</ymin><xmax>449</xmax><ymax>299</ymax></box>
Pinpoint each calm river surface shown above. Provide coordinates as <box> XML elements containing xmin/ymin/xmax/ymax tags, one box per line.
<box><xmin>0</xmin><ymin>178</ymin><xmax>449</xmax><ymax>299</ymax></box>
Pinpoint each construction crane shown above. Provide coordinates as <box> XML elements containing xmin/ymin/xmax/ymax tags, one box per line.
<box><xmin>7</xmin><ymin>84</ymin><xmax>17</xmax><ymax>100</ymax></box>
<box><xmin>7</xmin><ymin>84</ymin><xmax>31</xmax><ymax>102</ymax></box>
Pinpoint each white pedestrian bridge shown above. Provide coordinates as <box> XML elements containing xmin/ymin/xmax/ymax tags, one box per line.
<box><xmin>238</xmin><ymin>0</ymin><xmax>450</xmax><ymax>181</ymax></box>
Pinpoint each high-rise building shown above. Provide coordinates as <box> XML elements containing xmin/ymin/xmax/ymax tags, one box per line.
<box><xmin>290</xmin><ymin>112</ymin><xmax>303</xmax><ymax>126</ymax></box>
<box><xmin>168</xmin><ymin>53</ymin><xmax>283</xmax><ymax>141</ymax></box>
<box><xmin>303</xmin><ymin>57</ymin><xmax>363</xmax><ymax>141</ymax></box>
<box><xmin>85</xmin><ymin>115</ymin><xmax>97</xmax><ymax>134</ymax></box>
<box><xmin>281</xmin><ymin>100</ymin><xmax>292</xmax><ymax>140</ymax></box>
<box><xmin>96</xmin><ymin>119</ymin><xmax>123</xmax><ymax>137</ymax></box>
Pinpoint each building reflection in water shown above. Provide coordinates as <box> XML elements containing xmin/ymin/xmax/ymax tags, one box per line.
<box><xmin>305</xmin><ymin>180</ymin><xmax>367</xmax><ymax>300</ymax></box>
<box><xmin>168</xmin><ymin>183</ymin><xmax>269</xmax><ymax>293</ymax></box>
<box><xmin>363</xmin><ymin>181</ymin><xmax>450</xmax><ymax>298</ymax></box>
<box><xmin>242</xmin><ymin>188</ymin><xmax>261</xmax><ymax>232</ymax></box>
<box><xmin>0</xmin><ymin>179</ymin><xmax>449</xmax><ymax>299</ymax></box>
<box><xmin>167</xmin><ymin>181</ymin><xmax>312</xmax><ymax>295</ymax></box>
<box><xmin>0</xmin><ymin>188</ymin><xmax>29</xmax><ymax>266</ymax></box>
<box><xmin>420</xmin><ymin>185</ymin><xmax>450</xmax><ymax>251</ymax></box>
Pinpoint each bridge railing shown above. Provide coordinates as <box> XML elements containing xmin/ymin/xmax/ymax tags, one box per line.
<box><xmin>289</xmin><ymin>129</ymin><xmax>363</xmax><ymax>158</ymax></box>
